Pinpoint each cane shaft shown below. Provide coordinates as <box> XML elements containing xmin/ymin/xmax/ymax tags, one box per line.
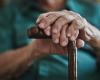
<box><xmin>28</xmin><ymin>26</ymin><xmax>77</xmax><ymax>80</ymax></box>
<box><xmin>68</xmin><ymin>41</ymin><xmax>77</xmax><ymax>80</ymax></box>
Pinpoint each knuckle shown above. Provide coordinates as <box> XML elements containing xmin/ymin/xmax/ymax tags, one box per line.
<box><xmin>54</xmin><ymin>21</ymin><xmax>60</xmax><ymax>28</ymax></box>
<box><xmin>69</xmin><ymin>11</ymin><xmax>74</xmax><ymax>14</ymax></box>
<box><xmin>57</xmin><ymin>17</ymin><xmax>67</xmax><ymax>25</ymax></box>
<box><xmin>59</xmin><ymin>16</ymin><xmax>66</xmax><ymax>21</ymax></box>
<box><xmin>54</xmin><ymin>33</ymin><xmax>60</xmax><ymax>38</ymax></box>
<box><xmin>39</xmin><ymin>14</ymin><xmax>46</xmax><ymax>18</ymax></box>
<box><xmin>47</xmin><ymin>14</ymin><xmax>55</xmax><ymax>19</ymax></box>
<box><xmin>76</xmin><ymin>13</ymin><xmax>81</xmax><ymax>17</ymax></box>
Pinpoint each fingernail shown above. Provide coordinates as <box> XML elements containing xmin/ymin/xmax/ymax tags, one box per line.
<box><xmin>54</xmin><ymin>39</ymin><xmax>59</xmax><ymax>44</ymax></box>
<box><xmin>71</xmin><ymin>37</ymin><xmax>75</xmax><ymax>41</ymax></box>
<box><xmin>61</xmin><ymin>41</ymin><xmax>67</xmax><ymax>47</ymax></box>
<box><xmin>53</xmin><ymin>29</ymin><xmax>58</xmax><ymax>33</ymax></box>
<box><xmin>46</xmin><ymin>31</ymin><xmax>50</xmax><ymax>36</ymax></box>
<box><xmin>67</xmin><ymin>33</ymin><xmax>71</xmax><ymax>37</ymax></box>
<box><xmin>39</xmin><ymin>23</ymin><xmax>45</xmax><ymax>28</ymax></box>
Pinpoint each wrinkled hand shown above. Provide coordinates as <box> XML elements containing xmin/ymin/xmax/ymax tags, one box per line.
<box><xmin>32</xmin><ymin>39</ymin><xmax>67</xmax><ymax>57</ymax></box>
<box><xmin>37</xmin><ymin>10</ymin><xmax>88</xmax><ymax>48</ymax></box>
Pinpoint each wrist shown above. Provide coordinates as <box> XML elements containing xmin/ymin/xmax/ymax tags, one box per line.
<box><xmin>30</xmin><ymin>40</ymin><xmax>42</xmax><ymax>60</ymax></box>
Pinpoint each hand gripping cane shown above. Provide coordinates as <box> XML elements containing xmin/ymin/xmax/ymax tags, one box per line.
<box><xmin>28</xmin><ymin>26</ymin><xmax>77</xmax><ymax>80</ymax></box>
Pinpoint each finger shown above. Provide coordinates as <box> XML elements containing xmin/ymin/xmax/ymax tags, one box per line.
<box><xmin>61</xmin><ymin>10</ymin><xmax>75</xmax><ymax>22</ymax></box>
<box><xmin>51</xmin><ymin>16</ymin><xmax>68</xmax><ymax>44</ymax></box>
<box><xmin>70</xmin><ymin>30</ymin><xmax>79</xmax><ymax>41</ymax></box>
<box><xmin>44</xmin><ymin>26</ymin><xmax>51</xmax><ymax>36</ymax></box>
<box><xmin>66</xmin><ymin>20</ymin><xmax>78</xmax><ymax>37</ymax></box>
<box><xmin>38</xmin><ymin>13</ymin><xmax>61</xmax><ymax>29</ymax></box>
<box><xmin>36</xmin><ymin>14</ymin><xmax>46</xmax><ymax>23</ymax></box>
<box><xmin>52</xmin><ymin>32</ymin><xmax>60</xmax><ymax>44</ymax></box>
<box><xmin>52</xmin><ymin>16</ymin><xmax>68</xmax><ymax>34</ymax></box>
<box><xmin>60</xmin><ymin>24</ymin><xmax>68</xmax><ymax>47</ymax></box>
<box><xmin>38</xmin><ymin>17</ymin><xmax>49</xmax><ymax>29</ymax></box>
<box><xmin>76</xmin><ymin>39</ymin><xmax>85</xmax><ymax>48</ymax></box>
<box><xmin>36</xmin><ymin>12</ymin><xmax>54</xmax><ymax>23</ymax></box>
<box><xmin>79</xmin><ymin>29</ymin><xmax>91</xmax><ymax>41</ymax></box>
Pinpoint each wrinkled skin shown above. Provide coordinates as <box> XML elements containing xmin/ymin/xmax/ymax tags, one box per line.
<box><xmin>36</xmin><ymin>10</ymin><xmax>86</xmax><ymax>48</ymax></box>
<box><xmin>32</xmin><ymin>0</ymin><xmax>87</xmax><ymax>55</ymax></box>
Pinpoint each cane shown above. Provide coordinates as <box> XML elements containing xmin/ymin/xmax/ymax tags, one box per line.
<box><xmin>28</xmin><ymin>26</ymin><xmax>77</xmax><ymax>80</ymax></box>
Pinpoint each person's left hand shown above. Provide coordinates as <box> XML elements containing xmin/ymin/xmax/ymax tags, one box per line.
<box><xmin>36</xmin><ymin>10</ymin><xmax>89</xmax><ymax>48</ymax></box>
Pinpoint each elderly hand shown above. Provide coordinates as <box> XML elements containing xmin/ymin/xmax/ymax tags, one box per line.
<box><xmin>36</xmin><ymin>10</ymin><xmax>89</xmax><ymax>48</ymax></box>
<box><xmin>32</xmin><ymin>39</ymin><xmax>67</xmax><ymax>58</ymax></box>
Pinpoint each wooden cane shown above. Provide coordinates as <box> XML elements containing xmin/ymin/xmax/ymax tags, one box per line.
<box><xmin>68</xmin><ymin>41</ymin><xmax>77</xmax><ymax>80</ymax></box>
<box><xmin>28</xmin><ymin>27</ymin><xmax>77</xmax><ymax>80</ymax></box>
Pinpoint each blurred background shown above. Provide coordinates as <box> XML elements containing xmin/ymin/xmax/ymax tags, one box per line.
<box><xmin>0</xmin><ymin>0</ymin><xmax>100</xmax><ymax>80</ymax></box>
